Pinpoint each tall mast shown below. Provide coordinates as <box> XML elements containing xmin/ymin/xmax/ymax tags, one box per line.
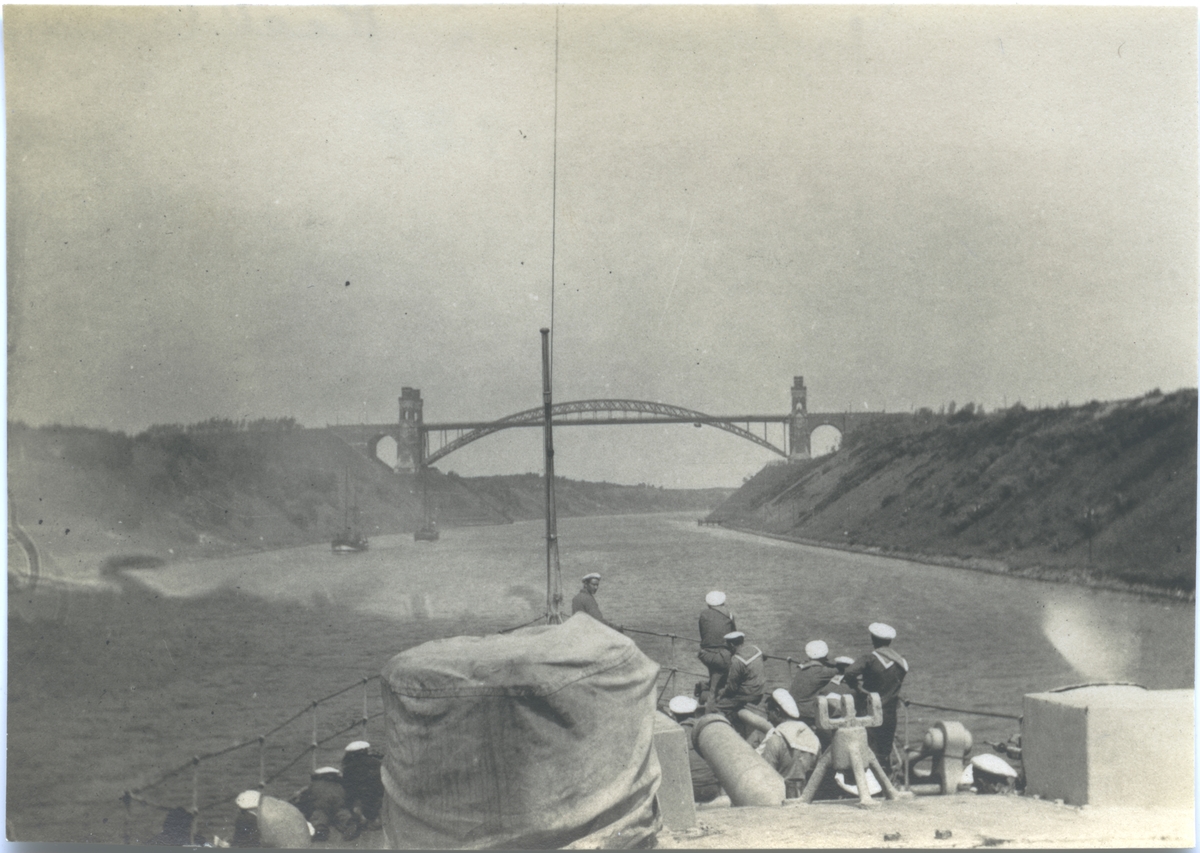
<box><xmin>542</xmin><ymin>328</ymin><xmax>563</xmax><ymax>623</ymax></box>
<box><xmin>543</xmin><ymin>9</ymin><xmax>564</xmax><ymax>624</ymax></box>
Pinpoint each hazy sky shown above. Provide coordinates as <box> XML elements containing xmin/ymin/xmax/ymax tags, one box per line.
<box><xmin>7</xmin><ymin>5</ymin><xmax>1197</xmax><ymax>487</ymax></box>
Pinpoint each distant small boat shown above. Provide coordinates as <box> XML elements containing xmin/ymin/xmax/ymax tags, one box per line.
<box><xmin>413</xmin><ymin>522</ymin><xmax>439</xmax><ymax>542</ymax></box>
<box><xmin>332</xmin><ymin>530</ymin><xmax>369</xmax><ymax>553</ymax></box>
<box><xmin>333</xmin><ymin>470</ymin><xmax>369</xmax><ymax>553</ymax></box>
<box><xmin>415</xmin><ymin>466</ymin><xmax>439</xmax><ymax>541</ymax></box>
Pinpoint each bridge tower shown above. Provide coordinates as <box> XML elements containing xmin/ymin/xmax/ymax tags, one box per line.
<box><xmin>788</xmin><ymin>376</ymin><xmax>810</xmax><ymax>460</ymax></box>
<box><xmin>395</xmin><ymin>387</ymin><xmax>425</xmax><ymax>472</ymax></box>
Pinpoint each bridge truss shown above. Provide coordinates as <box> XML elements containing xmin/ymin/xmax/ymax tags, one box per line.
<box><xmin>422</xmin><ymin>399</ymin><xmax>790</xmax><ymax>466</ymax></box>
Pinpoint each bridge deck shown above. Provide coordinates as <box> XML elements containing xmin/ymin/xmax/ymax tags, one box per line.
<box><xmin>423</xmin><ymin>414</ymin><xmax>790</xmax><ymax>431</ymax></box>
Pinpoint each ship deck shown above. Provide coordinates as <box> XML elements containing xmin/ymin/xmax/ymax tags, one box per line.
<box><xmin>660</xmin><ymin>794</ymin><xmax>1195</xmax><ymax>849</ymax></box>
<box><xmin>311</xmin><ymin>794</ymin><xmax>1194</xmax><ymax>849</ymax></box>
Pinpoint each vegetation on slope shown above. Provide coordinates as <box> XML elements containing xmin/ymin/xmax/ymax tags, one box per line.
<box><xmin>6</xmin><ymin>422</ymin><xmax>730</xmax><ymax>571</ymax></box>
<box><xmin>707</xmin><ymin>389</ymin><xmax>1196</xmax><ymax>595</ymax></box>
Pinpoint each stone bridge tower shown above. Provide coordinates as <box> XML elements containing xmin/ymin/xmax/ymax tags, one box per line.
<box><xmin>788</xmin><ymin>376</ymin><xmax>810</xmax><ymax>460</ymax></box>
<box><xmin>395</xmin><ymin>387</ymin><xmax>425</xmax><ymax>471</ymax></box>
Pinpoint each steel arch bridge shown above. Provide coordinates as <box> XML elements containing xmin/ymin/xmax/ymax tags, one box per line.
<box><xmin>422</xmin><ymin>399</ymin><xmax>790</xmax><ymax>466</ymax></box>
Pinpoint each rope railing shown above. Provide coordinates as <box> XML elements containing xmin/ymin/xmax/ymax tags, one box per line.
<box><xmin>123</xmin><ymin>673</ymin><xmax>386</xmax><ymax>838</ymax></box>
<box><xmin>903</xmin><ymin>699</ymin><xmax>1021</xmax><ymax>721</ymax></box>
<box><xmin>129</xmin><ymin>675</ymin><xmax>383</xmax><ymax>799</ymax></box>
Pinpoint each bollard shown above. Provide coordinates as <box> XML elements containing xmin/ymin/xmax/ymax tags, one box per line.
<box><xmin>693</xmin><ymin>713</ymin><xmax>786</xmax><ymax>807</ymax></box>
<box><xmin>800</xmin><ymin>693</ymin><xmax>904</xmax><ymax>807</ymax></box>
<box><xmin>905</xmin><ymin>721</ymin><xmax>973</xmax><ymax>795</ymax></box>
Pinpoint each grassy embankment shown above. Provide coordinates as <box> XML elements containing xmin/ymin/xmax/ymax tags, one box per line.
<box><xmin>6</xmin><ymin>420</ymin><xmax>730</xmax><ymax>574</ymax></box>
<box><xmin>706</xmin><ymin>389</ymin><xmax>1196</xmax><ymax>597</ymax></box>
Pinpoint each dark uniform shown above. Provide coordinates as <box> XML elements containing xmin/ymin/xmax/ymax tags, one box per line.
<box><xmin>147</xmin><ymin>807</ymin><xmax>204</xmax><ymax>847</ymax></box>
<box><xmin>715</xmin><ymin>643</ymin><xmax>766</xmax><ymax>717</ymax></box>
<box><xmin>342</xmin><ymin>748</ymin><xmax>385</xmax><ymax>829</ymax></box>
<box><xmin>571</xmin><ymin>588</ymin><xmax>606</xmax><ymax>623</ymax></box>
<box><xmin>231</xmin><ymin>810</ymin><xmax>260</xmax><ymax>848</ymax></box>
<box><xmin>291</xmin><ymin>773</ymin><xmax>351</xmax><ymax>842</ymax></box>
<box><xmin>697</xmin><ymin>606</ymin><xmax>736</xmax><ymax>695</ymax></box>
<box><xmin>788</xmin><ymin>659</ymin><xmax>837</xmax><ymax>728</ymax></box>
<box><xmin>845</xmin><ymin>646</ymin><xmax>909</xmax><ymax>774</ymax></box>
<box><xmin>678</xmin><ymin>718</ymin><xmax>721</xmax><ymax>803</ymax></box>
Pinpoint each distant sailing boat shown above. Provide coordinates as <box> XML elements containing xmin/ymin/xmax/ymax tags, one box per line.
<box><xmin>332</xmin><ymin>470</ymin><xmax>369</xmax><ymax>553</ymax></box>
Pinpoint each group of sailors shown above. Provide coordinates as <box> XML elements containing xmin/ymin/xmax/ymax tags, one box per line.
<box><xmin>147</xmin><ymin>740</ymin><xmax>385</xmax><ymax>847</ymax></box>
<box><xmin>676</xmin><ymin>589</ymin><xmax>910</xmax><ymax>801</ymax></box>
<box><xmin>571</xmin><ymin>575</ymin><xmax>911</xmax><ymax>805</ymax></box>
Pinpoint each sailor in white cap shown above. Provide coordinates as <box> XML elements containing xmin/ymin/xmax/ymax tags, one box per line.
<box><xmin>967</xmin><ymin>753</ymin><xmax>1019</xmax><ymax>794</ymax></box>
<box><xmin>756</xmin><ymin>688</ymin><xmax>822</xmax><ymax>798</ymax></box>
<box><xmin>818</xmin><ymin>656</ymin><xmax>857</xmax><ymax>699</ymax></box>
<box><xmin>665</xmin><ymin>695</ymin><xmax>722</xmax><ymax>803</ymax></box>
<box><xmin>812</xmin><ymin>655</ymin><xmax>859</xmax><ymax>743</ymax></box>
<box><xmin>291</xmin><ymin>766</ymin><xmax>350</xmax><ymax>842</ymax></box>
<box><xmin>845</xmin><ymin>622</ymin><xmax>909</xmax><ymax>775</ymax></box>
<box><xmin>697</xmin><ymin>590</ymin><xmax>736</xmax><ymax>701</ymax></box>
<box><xmin>232</xmin><ymin>790</ymin><xmax>262</xmax><ymax>847</ymax></box>
<box><xmin>342</xmin><ymin>740</ymin><xmax>385</xmax><ymax>836</ymax></box>
<box><xmin>713</xmin><ymin>630</ymin><xmax>766</xmax><ymax>725</ymax></box>
<box><xmin>666</xmin><ymin>694</ymin><xmax>700</xmax><ymax>720</ymax></box>
<box><xmin>787</xmin><ymin>639</ymin><xmax>838</xmax><ymax>731</ymax></box>
<box><xmin>571</xmin><ymin>571</ymin><xmax>616</xmax><ymax>627</ymax></box>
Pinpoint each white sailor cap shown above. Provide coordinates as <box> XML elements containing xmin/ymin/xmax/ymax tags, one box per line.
<box><xmin>868</xmin><ymin>622</ymin><xmax>896</xmax><ymax>640</ymax></box>
<box><xmin>723</xmin><ymin>630</ymin><xmax>745</xmax><ymax>641</ymax></box>
<box><xmin>344</xmin><ymin>740</ymin><xmax>371</xmax><ymax>753</ymax></box>
<box><xmin>313</xmin><ymin>766</ymin><xmax>341</xmax><ymax>778</ymax></box>
<box><xmin>971</xmin><ymin>753</ymin><xmax>1018</xmax><ymax>778</ymax></box>
<box><xmin>804</xmin><ymin>640</ymin><xmax>829</xmax><ymax>660</ymax></box>
<box><xmin>235</xmin><ymin>790</ymin><xmax>261</xmax><ymax>811</ymax></box>
<box><xmin>668</xmin><ymin>695</ymin><xmax>699</xmax><ymax>716</ymax></box>
<box><xmin>705</xmin><ymin>590</ymin><xmax>726</xmax><ymax>607</ymax></box>
<box><xmin>771</xmin><ymin>688</ymin><xmax>800</xmax><ymax>719</ymax></box>
<box><xmin>833</xmin><ymin>655</ymin><xmax>855</xmax><ymax>666</ymax></box>
<box><xmin>582</xmin><ymin>572</ymin><xmax>602</xmax><ymax>582</ymax></box>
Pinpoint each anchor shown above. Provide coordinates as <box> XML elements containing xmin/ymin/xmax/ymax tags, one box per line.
<box><xmin>799</xmin><ymin>693</ymin><xmax>907</xmax><ymax>806</ymax></box>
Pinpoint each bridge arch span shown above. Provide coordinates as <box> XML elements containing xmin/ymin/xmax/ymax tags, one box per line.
<box><xmin>422</xmin><ymin>399</ymin><xmax>789</xmax><ymax>466</ymax></box>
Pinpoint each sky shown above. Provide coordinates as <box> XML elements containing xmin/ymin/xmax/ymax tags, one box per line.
<box><xmin>6</xmin><ymin>5</ymin><xmax>1197</xmax><ymax>488</ymax></box>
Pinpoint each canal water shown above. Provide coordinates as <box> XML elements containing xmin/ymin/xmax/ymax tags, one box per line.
<box><xmin>126</xmin><ymin>511</ymin><xmax>1195</xmax><ymax>749</ymax></box>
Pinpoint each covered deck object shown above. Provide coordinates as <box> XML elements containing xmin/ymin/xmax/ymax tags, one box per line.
<box><xmin>379</xmin><ymin>613</ymin><xmax>662</xmax><ymax>849</ymax></box>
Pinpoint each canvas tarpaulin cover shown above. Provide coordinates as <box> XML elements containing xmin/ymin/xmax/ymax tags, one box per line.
<box><xmin>379</xmin><ymin>613</ymin><xmax>662</xmax><ymax>849</ymax></box>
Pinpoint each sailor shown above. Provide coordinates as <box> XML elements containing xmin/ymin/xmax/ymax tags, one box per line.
<box><xmin>845</xmin><ymin>622</ymin><xmax>909</xmax><ymax>775</ymax></box>
<box><xmin>341</xmin><ymin>741</ymin><xmax>384</xmax><ymax>835</ymax></box>
<box><xmin>290</xmin><ymin>766</ymin><xmax>351</xmax><ymax>842</ymax></box>
<box><xmin>788</xmin><ymin>640</ymin><xmax>837</xmax><ymax>729</ymax></box>
<box><xmin>967</xmin><ymin>753</ymin><xmax>1020</xmax><ymax>795</ymax></box>
<box><xmin>697</xmin><ymin>591</ymin><xmax>736</xmax><ymax>701</ymax></box>
<box><xmin>804</xmin><ymin>654</ymin><xmax>855</xmax><ymax>750</ymax></box>
<box><xmin>146</xmin><ymin>806</ymin><xmax>206</xmax><ymax>847</ymax></box>
<box><xmin>755</xmin><ymin>688</ymin><xmax>822</xmax><ymax>799</ymax></box>
<box><xmin>666</xmin><ymin>695</ymin><xmax>722</xmax><ymax>803</ymax></box>
<box><xmin>231</xmin><ymin>790</ymin><xmax>261</xmax><ymax>848</ymax></box>
<box><xmin>713</xmin><ymin>631</ymin><xmax>766</xmax><ymax>723</ymax></box>
<box><xmin>571</xmin><ymin>572</ymin><xmax>614</xmax><ymax>627</ymax></box>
